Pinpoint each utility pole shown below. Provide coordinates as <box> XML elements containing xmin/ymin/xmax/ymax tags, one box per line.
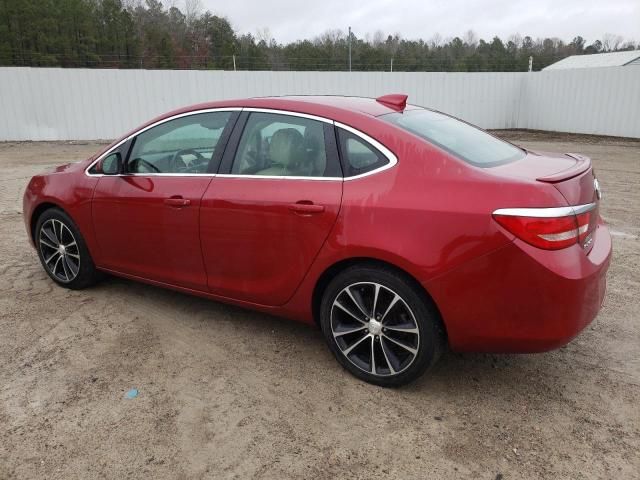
<box><xmin>233</xmin><ymin>54</ymin><xmax>236</xmax><ymax>71</ymax></box>
<box><xmin>528</xmin><ymin>56</ymin><xmax>533</xmax><ymax>72</ymax></box>
<box><xmin>348</xmin><ymin>26</ymin><xmax>352</xmax><ymax>72</ymax></box>
<box><xmin>390</xmin><ymin>58</ymin><xmax>393</xmax><ymax>72</ymax></box>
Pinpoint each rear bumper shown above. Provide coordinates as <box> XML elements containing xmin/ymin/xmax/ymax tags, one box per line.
<box><xmin>426</xmin><ymin>221</ymin><xmax>612</xmax><ymax>353</ymax></box>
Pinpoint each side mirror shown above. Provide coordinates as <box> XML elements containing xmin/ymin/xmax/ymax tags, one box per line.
<box><xmin>101</xmin><ymin>152</ymin><xmax>122</xmax><ymax>175</ymax></box>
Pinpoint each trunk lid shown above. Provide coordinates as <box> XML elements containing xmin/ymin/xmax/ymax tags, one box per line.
<box><xmin>490</xmin><ymin>150</ymin><xmax>598</xmax><ymax>205</ymax></box>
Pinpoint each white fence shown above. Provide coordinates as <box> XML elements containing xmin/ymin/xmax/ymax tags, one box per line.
<box><xmin>0</xmin><ymin>67</ymin><xmax>638</xmax><ymax>140</ymax></box>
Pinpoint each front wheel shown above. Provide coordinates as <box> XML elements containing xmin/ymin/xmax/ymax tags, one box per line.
<box><xmin>35</xmin><ymin>208</ymin><xmax>102</xmax><ymax>290</ymax></box>
<box><xmin>319</xmin><ymin>265</ymin><xmax>445</xmax><ymax>387</ymax></box>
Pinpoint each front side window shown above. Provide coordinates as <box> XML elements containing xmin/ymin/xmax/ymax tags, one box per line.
<box><xmin>101</xmin><ymin>152</ymin><xmax>121</xmax><ymax>175</ymax></box>
<box><xmin>231</xmin><ymin>112</ymin><xmax>333</xmax><ymax>177</ymax></box>
<box><xmin>381</xmin><ymin>109</ymin><xmax>525</xmax><ymax>167</ymax></box>
<box><xmin>337</xmin><ymin>129</ymin><xmax>389</xmax><ymax>177</ymax></box>
<box><xmin>127</xmin><ymin>111</ymin><xmax>232</xmax><ymax>174</ymax></box>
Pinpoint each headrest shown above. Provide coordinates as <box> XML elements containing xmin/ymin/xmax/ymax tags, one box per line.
<box><xmin>270</xmin><ymin>128</ymin><xmax>304</xmax><ymax>167</ymax></box>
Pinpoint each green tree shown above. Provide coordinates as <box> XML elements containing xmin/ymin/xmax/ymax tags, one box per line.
<box><xmin>0</xmin><ymin>0</ymin><xmax>635</xmax><ymax>71</ymax></box>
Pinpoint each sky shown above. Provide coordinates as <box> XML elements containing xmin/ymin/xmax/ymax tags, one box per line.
<box><xmin>197</xmin><ymin>0</ymin><xmax>640</xmax><ymax>45</ymax></box>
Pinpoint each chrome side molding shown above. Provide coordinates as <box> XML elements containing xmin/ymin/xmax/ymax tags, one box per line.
<box><xmin>493</xmin><ymin>202</ymin><xmax>597</xmax><ymax>218</ymax></box>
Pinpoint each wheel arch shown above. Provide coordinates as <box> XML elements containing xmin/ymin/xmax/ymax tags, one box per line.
<box><xmin>30</xmin><ymin>202</ymin><xmax>65</xmax><ymax>243</ymax></box>
<box><xmin>311</xmin><ymin>257</ymin><xmax>448</xmax><ymax>339</ymax></box>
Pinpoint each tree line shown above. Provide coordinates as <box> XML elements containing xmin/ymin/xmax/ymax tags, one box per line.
<box><xmin>1</xmin><ymin>0</ymin><xmax>637</xmax><ymax>71</ymax></box>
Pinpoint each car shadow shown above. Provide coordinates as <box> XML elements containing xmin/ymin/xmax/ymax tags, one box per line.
<box><xmin>95</xmin><ymin>275</ymin><xmax>576</xmax><ymax>397</ymax></box>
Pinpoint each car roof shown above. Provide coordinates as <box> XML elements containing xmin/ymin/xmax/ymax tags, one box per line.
<box><xmin>254</xmin><ymin>96</ymin><xmax>422</xmax><ymax>117</ymax></box>
<box><xmin>164</xmin><ymin>95</ymin><xmax>423</xmax><ymax>123</ymax></box>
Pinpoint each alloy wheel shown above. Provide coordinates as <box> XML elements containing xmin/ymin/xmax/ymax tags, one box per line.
<box><xmin>330</xmin><ymin>282</ymin><xmax>420</xmax><ymax>377</ymax></box>
<box><xmin>38</xmin><ymin>218</ymin><xmax>81</xmax><ymax>283</ymax></box>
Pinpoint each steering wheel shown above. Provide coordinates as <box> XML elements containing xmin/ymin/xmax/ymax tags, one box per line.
<box><xmin>171</xmin><ymin>148</ymin><xmax>206</xmax><ymax>172</ymax></box>
<box><xmin>130</xmin><ymin>158</ymin><xmax>161</xmax><ymax>173</ymax></box>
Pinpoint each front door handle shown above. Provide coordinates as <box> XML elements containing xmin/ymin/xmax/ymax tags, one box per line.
<box><xmin>164</xmin><ymin>196</ymin><xmax>191</xmax><ymax>207</ymax></box>
<box><xmin>288</xmin><ymin>202</ymin><xmax>325</xmax><ymax>214</ymax></box>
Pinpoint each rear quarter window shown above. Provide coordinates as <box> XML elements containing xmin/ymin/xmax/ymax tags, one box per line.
<box><xmin>337</xmin><ymin>129</ymin><xmax>389</xmax><ymax>177</ymax></box>
<box><xmin>381</xmin><ymin>109</ymin><xmax>525</xmax><ymax>167</ymax></box>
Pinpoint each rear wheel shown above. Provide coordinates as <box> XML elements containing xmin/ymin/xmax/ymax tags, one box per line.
<box><xmin>319</xmin><ymin>265</ymin><xmax>445</xmax><ymax>387</ymax></box>
<box><xmin>35</xmin><ymin>208</ymin><xmax>102</xmax><ymax>289</ymax></box>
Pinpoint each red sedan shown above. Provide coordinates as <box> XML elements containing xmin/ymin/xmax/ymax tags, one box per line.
<box><xmin>23</xmin><ymin>94</ymin><xmax>611</xmax><ymax>386</ymax></box>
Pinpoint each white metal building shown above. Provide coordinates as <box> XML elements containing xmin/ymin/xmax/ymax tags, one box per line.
<box><xmin>543</xmin><ymin>50</ymin><xmax>640</xmax><ymax>70</ymax></box>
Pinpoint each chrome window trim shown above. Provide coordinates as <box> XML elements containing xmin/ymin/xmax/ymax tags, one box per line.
<box><xmin>84</xmin><ymin>106</ymin><xmax>399</xmax><ymax>181</ymax></box>
<box><xmin>493</xmin><ymin>202</ymin><xmax>597</xmax><ymax>218</ymax></box>
<box><xmin>113</xmin><ymin>173</ymin><xmax>217</xmax><ymax>177</ymax></box>
<box><xmin>334</xmin><ymin>121</ymin><xmax>398</xmax><ymax>181</ymax></box>
<box><xmin>84</xmin><ymin>107</ymin><xmax>242</xmax><ymax>177</ymax></box>
<box><xmin>86</xmin><ymin>172</ymin><xmax>218</xmax><ymax>178</ymax></box>
<box><xmin>216</xmin><ymin>174</ymin><xmax>342</xmax><ymax>181</ymax></box>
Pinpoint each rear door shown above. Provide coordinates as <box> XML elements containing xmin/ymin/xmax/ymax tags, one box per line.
<box><xmin>92</xmin><ymin>110</ymin><xmax>237</xmax><ymax>290</ymax></box>
<box><xmin>200</xmin><ymin>111</ymin><xmax>343</xmax><ymax>305</ymax></box>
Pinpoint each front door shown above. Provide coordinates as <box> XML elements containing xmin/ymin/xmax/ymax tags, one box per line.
<box><xmin>92</xmin><ymin>110</ymin><xmax>236</xmax><ymax>290</ymax></box>
<box><xmin>200</xmin><ymin>111</ymin><xmax>343</xmax><ymax>306</ymax></box>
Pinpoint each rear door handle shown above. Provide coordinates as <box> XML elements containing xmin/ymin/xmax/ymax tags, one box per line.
<box><xmin>288</xmin><ymin>202</ymin><xmax>325</xmax><ymax>214</ymax></box>
<box><xmin>164</xmin><ymin>196</ymin><xmax>191</xmax><ymax>207</ymax></box>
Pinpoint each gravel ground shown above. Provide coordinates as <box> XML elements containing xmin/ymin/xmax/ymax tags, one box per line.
<box><xmin>1</xmin><ymin>132</ymin><xmax>639</xmax><ymax>479</ymax></box>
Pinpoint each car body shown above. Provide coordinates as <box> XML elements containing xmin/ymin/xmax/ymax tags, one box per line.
<box><xmin>24</xmin><ymin>94</ymin><xmax>611</xmax><ymax>386</ymax></box>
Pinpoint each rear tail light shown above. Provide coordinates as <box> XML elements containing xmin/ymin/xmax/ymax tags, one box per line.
<box><xmin>493</xmin><ymin>203</ymin><xmax>597</xmax><ymax>250</ymax></box>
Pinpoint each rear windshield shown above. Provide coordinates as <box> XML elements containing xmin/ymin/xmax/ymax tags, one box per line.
<box><xmin>381</xmin><ymin>109</ymin><xmax>525</xmax><ymax>167</ymax></box>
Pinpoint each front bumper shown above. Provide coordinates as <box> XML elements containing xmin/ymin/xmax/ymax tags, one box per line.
<box><xmin>23</xmin><ymin>178</ymin><xmax>38</xmax><ymax>248</ymax></box>
<box><xmin>426</xmin><ymin>221</ymin><xmax>612</xmax><ymax>353</ymax></box>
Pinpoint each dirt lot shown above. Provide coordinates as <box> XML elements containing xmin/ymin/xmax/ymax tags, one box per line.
<box><xmin>1</xmin><ymin>132</ymin><xmax>639</xmax><ymax>479</ymax></box>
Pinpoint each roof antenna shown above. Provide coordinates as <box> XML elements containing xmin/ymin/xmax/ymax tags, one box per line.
<box><xmin>376</xmin><ymin>94</ymin><xmax>408</xmax><ymax>111</ymax></box>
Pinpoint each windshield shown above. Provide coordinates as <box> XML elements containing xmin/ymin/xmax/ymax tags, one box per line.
<box><xmin>381</xmin><ymin>109</ymin><xmax>525</xmax><ymax>167</ymax></box>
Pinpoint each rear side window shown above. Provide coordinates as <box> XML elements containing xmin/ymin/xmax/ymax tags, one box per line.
<box><xmin>337</xmin><ymin>129</ymin><xmax>389</xmax><ymax>177</ymax></box>
<box><xmin>231</xmin><ymin>112</ymin><xmax>339</xmax><ymax>177</ymax></box>
<box><xmin>381</xmin><ymin>109</ymin><xmax>525</xmax><ymax>167</ymax></box>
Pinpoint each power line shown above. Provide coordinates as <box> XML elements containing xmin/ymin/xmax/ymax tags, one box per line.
<box><xmin>0</xmin><ymin>52</ymin><xmax>543</xmax><ymax>72</ymax></box>
<box><xmin>2</xmin><ymin>46</ymin><xmax>591</xmax><ymax>73</ymax></box>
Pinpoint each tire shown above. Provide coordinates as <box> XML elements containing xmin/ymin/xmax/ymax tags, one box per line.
<box><xmin>35</xmin><ymin>208</ymin><xmax>102</xmax><ymax>290</ymax></box>
<box><xmin>319</xmin><ymin>264</ymin><xmax>445</xmax><ymax>387</ymax></box>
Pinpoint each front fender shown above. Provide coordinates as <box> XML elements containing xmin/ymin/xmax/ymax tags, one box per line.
<box><xmin>23</xmin><ymin>171</ymin><xmax>100</xmax><ymax>257</ymax></box>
